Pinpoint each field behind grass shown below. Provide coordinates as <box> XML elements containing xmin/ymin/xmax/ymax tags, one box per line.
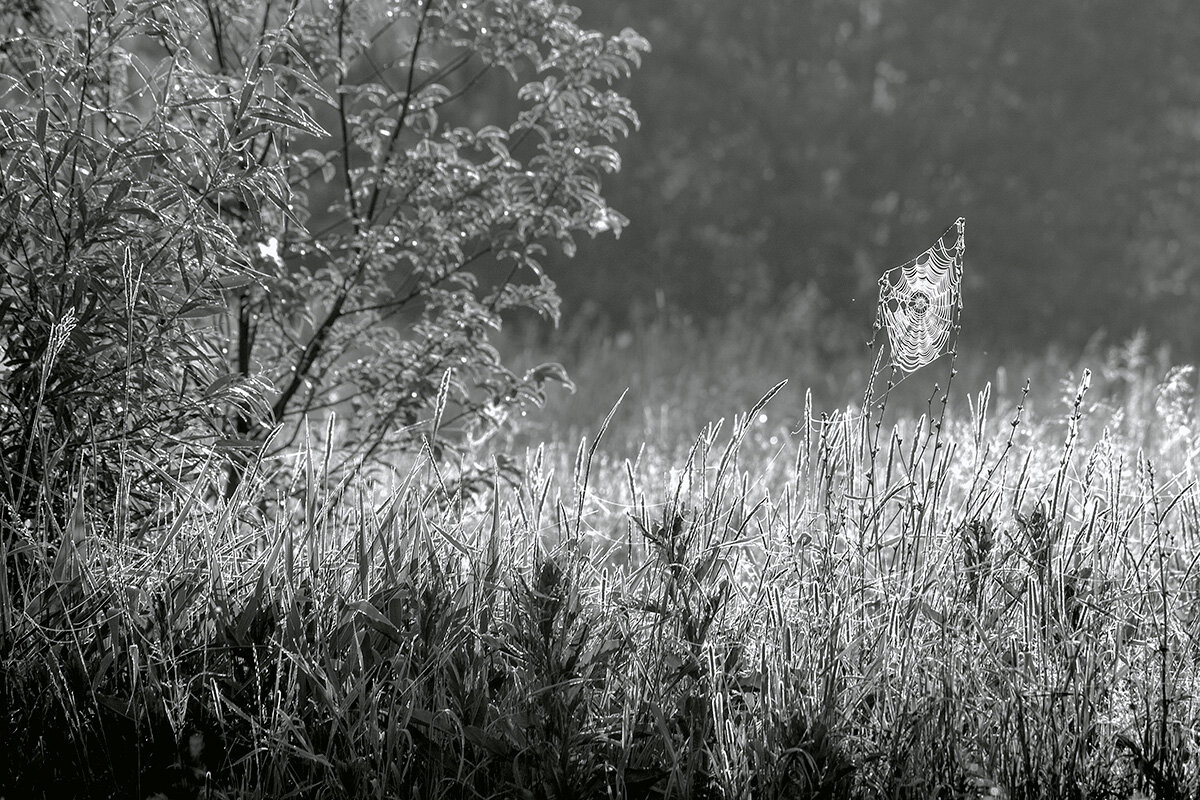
<box><xmin>5</xmin><ymin>305</ymin><xmax>1200</xmax><ymax>800</ymax></box>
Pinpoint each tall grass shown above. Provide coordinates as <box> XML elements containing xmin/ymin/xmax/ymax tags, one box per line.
<box><xmin>5</xmin><ymin>320</ymin><xmax>1200</xmax><ymax>799</ymax></box>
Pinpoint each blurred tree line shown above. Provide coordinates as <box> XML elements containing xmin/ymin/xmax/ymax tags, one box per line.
<box><xmin>552</xmin><ymin>0</ymin><xmax>1200</xmax><ymax>357</ymax></box>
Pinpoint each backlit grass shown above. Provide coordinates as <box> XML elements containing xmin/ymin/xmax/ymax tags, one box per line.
<box><xmin>4</xmin><ymin>321</ymin><xmax>1200</xmax><ymax>799</ymax></box>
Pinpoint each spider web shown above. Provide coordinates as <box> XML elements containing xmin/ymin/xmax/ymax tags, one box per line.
<box><xmin>875</xmin><ymin>217</ymin><xmax>965</xmax><ymax>373</ymax></box>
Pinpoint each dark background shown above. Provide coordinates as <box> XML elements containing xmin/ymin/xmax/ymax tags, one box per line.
<box><xmin>539</xmin><ymin>0</ymin><xmax>1200</xmax><ymax>361</ymax></box>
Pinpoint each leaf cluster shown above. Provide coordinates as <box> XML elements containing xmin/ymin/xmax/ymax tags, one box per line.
<box><xmin>0</xmin><ymin>0</ymin><xmax>647</xmax><ymax>537</ymax></box>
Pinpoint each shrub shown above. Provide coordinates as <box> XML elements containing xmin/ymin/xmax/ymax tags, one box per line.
<box><xmin>0</xmin><ymin>0</ymin><xmax>647</xmax><ymax>536</ymax></box>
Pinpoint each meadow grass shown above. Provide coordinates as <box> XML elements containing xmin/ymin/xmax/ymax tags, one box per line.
<box><xmin>4</xmin><ymin>313</ymin><xmax>1200</xmax><ymax>799</ymax></box>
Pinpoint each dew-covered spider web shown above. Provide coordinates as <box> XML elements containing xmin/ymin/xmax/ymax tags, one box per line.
<box><xmin>874</xmin><ymin>217</ymin><xmax>965</xmax><ymax>374</ymax></box>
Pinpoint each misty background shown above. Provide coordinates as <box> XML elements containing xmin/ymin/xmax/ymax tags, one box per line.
<box><xmin>522</xmin><ymin>1</ymin><xmax>1200</xmax><ymax>367</ymax></box>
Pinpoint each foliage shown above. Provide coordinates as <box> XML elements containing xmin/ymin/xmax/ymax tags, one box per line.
<box><xmin>0</xmin><ymin>0</ymin><xmax>273</xmax><ymax>535</ymax></box>
<box><xmin>0</xmin><ymin>0</ymin><xmax>646</xmax><ymax>536</ymax></box>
